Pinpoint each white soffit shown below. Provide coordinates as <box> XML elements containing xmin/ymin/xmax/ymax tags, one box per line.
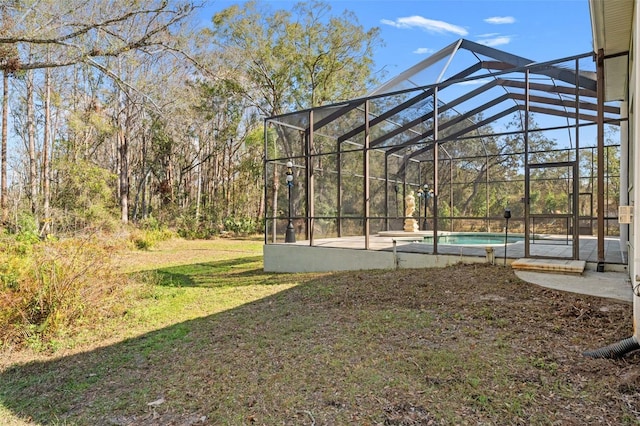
<box><xmin>589</xmin><ymin>0</ymin><xmax>633</xmax><ymax>101</ymax></box>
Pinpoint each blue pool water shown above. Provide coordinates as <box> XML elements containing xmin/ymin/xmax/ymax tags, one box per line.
<box><xmin>422</xmin><ymin>233</ymin><xmax>524</xmax><ymax>246</ymax></box>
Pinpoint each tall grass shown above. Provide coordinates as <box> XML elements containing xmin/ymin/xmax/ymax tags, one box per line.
<box><xmin>0</xmin><ymin>234</ymin><xmax>129</xmax><ymax>350</ymax></box>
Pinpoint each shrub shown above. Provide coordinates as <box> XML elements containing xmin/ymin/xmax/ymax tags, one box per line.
<box><xmin>175</xmin><ymin>212</ymin><xmax>223</xmax><ymax>239</ymax></box>
<box><xmin>0</xmin><ymin>235</ymin><xmax>124</xmax><ymax>348</ymax></box>
<box><xmin>129</xmin><ymin>220</ymin><xmax>176</xmax><ymax>250</ymax></box>
<box><xmin>223</xmin><ymin>216</ymin><xmax>258</xmax><ymax>235</ymax></box>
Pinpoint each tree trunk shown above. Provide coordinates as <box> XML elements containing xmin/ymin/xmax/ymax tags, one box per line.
<box><xmin>196</xmin><ymin>155</ymin><xmax>202</xmax><ymax>222</ymax></box>
<box><xmin>27</xmin><ymin>71</ymin><xmax>37</xmax><ymax>215</ymax></box>
<box><xmin>42</xmin><ymin>67</ymin><xmax>51</xmax><ymax>235</ymax></box>
<box><xmin>1</xmin><ymin>71</ymin><xmax>8</xmax><ymax>224</ymax></box>
<box><xmin>140</xmin><ymin>129</ymin><xmax>149</xmax><ymax>219</ymax></box>
<box><xmin>119</xmin><ymin>129</ymin><xmax>129</xmax><ymax>223</ymax></box>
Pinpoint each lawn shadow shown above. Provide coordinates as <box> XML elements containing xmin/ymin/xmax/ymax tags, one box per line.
<box><xmin>151</xmin><ymin>256</ymin><xmax>275</xmax><ymax>288</ymax></box>
<box><xmin>0</xmin><ymin>264</ymin><xmax>636</xmax><ymax>424</ymax></box>
<box><xmin>0</xmin><ymin>271</ymin><xmax>349</xmax><ymax>425</ymax></box>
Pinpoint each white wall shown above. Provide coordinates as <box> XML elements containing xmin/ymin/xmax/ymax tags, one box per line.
<box><xmin>263</xmin><ymin>244</ymin><xmax>491</xmax><ymax>273</ymax></box>
<box><xmin>631</xmin><ymin>1</ymin><xmax>640</xmax><ymax>337</ymax></box>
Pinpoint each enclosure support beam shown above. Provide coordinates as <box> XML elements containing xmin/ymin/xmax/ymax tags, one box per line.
<box><xmin>597</xmin><ymin>49</ymin><xmax>605</xmax><ymax>266</ymax></box>
<box><xmin>573</xmin><ymin>58</ymin><xmax>581</xmax><ymax>260</ymax></box>
<box><xmin>307</xmin><ymin>110</ymin><xmax>315</xmax><ymax>246</ymax></box>
<box><xmin>364</xmin><ymin>100</ymin><xmax>371</xmax><ymax>250</ymax></box>
<box><xmin>524</xmin><ymin>69</ymin><xmax>531</xmax><ymax>258</ymax></box>
<box><xmin>458</xmin><ymin>39</ymin><xmax>596</xmax><ymax>90</ymax></box>
<box><xmin>384</xmin><ymin>154</ymin><xmax>389</xmax><ymax>231</ymax></box>
<box><xmin>449</xmin><ymin>154</ymin><xmax>453</xmax><ymax>232</ymax></box>
<box><xmin>417</xmin><ymin>163</ymin><xmax>422</xmax><ymax>228</ymax></box>
<box><xmin>337</xmin><ymin>139</ymin><xmax>342</xmax><ymax>238</ymax></box>
<box><xmin>402</xmin><ymin>173</ymin><xmax>407</xmax><ymax>225</ymax></box>
<box><xmin>264</xmin><ymin>120</ymin><xmax>273</xmax><ymax>244</ymax></box>
<box><xmin>485</xmin><ymin>148</ymin><xmax>489</xmax><ymax>232</ymax></box>
<box><xmin>433</xmin><ymin>87</ymin><xmax>439</xmax><ymax>254</ymax></box>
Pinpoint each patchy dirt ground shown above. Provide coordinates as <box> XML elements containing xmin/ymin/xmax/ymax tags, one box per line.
<box><xmin>1</xmin><ymin>244</ymin><xmax>639</xmax><ymax>425</ymax></box>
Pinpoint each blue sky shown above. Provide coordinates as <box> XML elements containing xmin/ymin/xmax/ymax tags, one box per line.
<box><xmin>200</xmin><ymin>0</ymin><xmax>594</xmax><ymax>80</ymax></box>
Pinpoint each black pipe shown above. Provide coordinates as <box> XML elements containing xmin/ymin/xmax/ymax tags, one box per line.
<box><xmin>583</xmin><ymin>336</ymin><xmax>640</xmax><ymax>359</ymax></box>
<box><xmin>503</xmin><ymin>209</ymin><xmax>511</xmax><ymax>266</ymax></box>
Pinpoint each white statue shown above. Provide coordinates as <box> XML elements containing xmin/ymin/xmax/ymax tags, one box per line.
<box><xmin>403</xmin><ymin>191</ymin><xmax>419</xmax><ymax>232</ymax></box>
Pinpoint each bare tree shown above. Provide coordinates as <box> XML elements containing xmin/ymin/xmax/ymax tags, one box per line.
<box><xmin>26</xmin><ymin>70</ymin><xmax>37</xmax><ymax>215</ymax></box>
<box><xmin>0</xmin><ymin>1</ymin><xmax>197</xmax><ymax>72</ymax></box>
<box><xmin>0</xmin><ymin>1</ymin><xmax>198</xmax><ymax>225</ymax></box>
<box><xmin>1</xmin><ymin>71</ymin><xmax>7</xmax><ymax>223</ymax></box>
<box><xmin>41</xmin><ymin>66</ymin><xmax>51</xmax><ymax>235</ymax></box>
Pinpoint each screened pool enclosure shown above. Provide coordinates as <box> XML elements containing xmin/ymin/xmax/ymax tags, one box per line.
<box><xmin>264</xmin><ymin>39</ymin><xmax>624</xmax><ymax>264</ymax></box>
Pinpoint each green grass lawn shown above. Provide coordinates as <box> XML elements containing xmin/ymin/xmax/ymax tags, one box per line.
<box><xmin>0</xmin><ymin>237</ymin><xmax>325</xmax><ymax>425</ymax></box>
<box><xmin>0</xmin><ymin>237</ymin><xmax>638</xmax><ymax>425</ymax></box>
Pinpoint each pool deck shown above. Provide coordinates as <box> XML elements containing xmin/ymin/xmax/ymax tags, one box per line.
<box><xmin>299</xmin><ymin>234</ymin><xmax>625</xmax><ymax>266</ymax></box>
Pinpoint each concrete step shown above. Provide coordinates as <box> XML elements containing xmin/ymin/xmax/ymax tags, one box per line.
<box><xmin>511</xmin><ymin>258</ymin><xmax>586</xmax><ymax>275</ymax></box>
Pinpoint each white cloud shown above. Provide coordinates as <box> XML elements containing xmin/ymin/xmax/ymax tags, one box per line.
<box><xmin>477</xmin><ymin>36</ymin><xmax>511</xmax><ymax>47</ymax></box>
<box><xmin>485</xmin><ymin>16</ymin><xmax>515</xmax><ymax>25</ymax></box>
<box><xmin>381</xmin><ymin>15</ymin><xmax>468</xmax><ymax>36</ymax></box>
<box><xmin>413</xmin><ymin>47</ymin><xmax>435</xmax><ymax>54</ymax></box>
<box><xmin>476</xmin><ymin>33</ymin><xmax>499</xmax><ymax>38</ymax></box>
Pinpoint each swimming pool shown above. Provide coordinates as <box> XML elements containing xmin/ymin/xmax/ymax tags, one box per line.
<box><xmin>421</xmin><ymin>233</ymin><xmax>524</xmax><ymax>246</ymax></box>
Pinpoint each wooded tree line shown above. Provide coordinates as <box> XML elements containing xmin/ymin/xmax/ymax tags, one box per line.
<box><xmin>0</xmin><ymin>0</ymin><xmax>381</xmax><ymax>237</ymax></box>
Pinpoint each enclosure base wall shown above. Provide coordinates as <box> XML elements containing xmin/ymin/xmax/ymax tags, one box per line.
<box><xmin>263</xmin><ymin>244</ymin><xmax>490</xmax><ymax>273</ymax></box>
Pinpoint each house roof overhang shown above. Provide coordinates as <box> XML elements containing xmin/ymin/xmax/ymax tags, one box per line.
<box><xmin>589</xmin><ymin>0</ymin><xmax>633</xmax><ymax>102</ymax></box>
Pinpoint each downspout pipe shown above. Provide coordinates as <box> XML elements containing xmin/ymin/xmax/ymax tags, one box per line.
<box><xmin>583</xmin><ymin>335</ymin><xmax>640</xmax><ymax>359</ymax></box>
